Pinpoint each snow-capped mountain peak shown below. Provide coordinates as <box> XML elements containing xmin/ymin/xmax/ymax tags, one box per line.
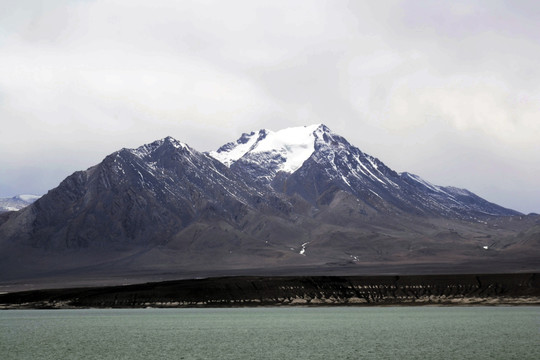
<box><xmin>208</xmin><ymin>124</ymin><xmax>519</xmax><ymax>218</ymax></box>
<box><xmin>128</xmin><ymin>136</ymin><xmax>190</xmax><ymax>159</ymax></box>
<box><xmin>210</xmin><ymin>130</ymin><xmax>266</xmax><ymax>167</ymax></box>
<box><xmin>14</xmin><ymin>194</ymin><xmax>41</xmax><ymax>202</ymax></box>
<box><xmin>210</xmin><ymin>124</ymin><xmax>392</xmax><ymax>187</ymax></box>
<box><xmin>0</xmin><ymin>194</ymin><xmax>41</xmax><ymax>213</ymax></box>
<box><xmin>210</xmin><ymin>124</ymin><xmax>326</xmax><ymax>174</ymax></box>
<box><xmin>250</xmin><ymin>124</ymin><xmax>321</xmax><ymax>173</ymax></box>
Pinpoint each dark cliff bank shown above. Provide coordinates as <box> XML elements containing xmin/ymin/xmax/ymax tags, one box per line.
<box><xmin>1</xmin><ymin>273</ymin><xmax>539</xmax><ymax>309</ymax></box>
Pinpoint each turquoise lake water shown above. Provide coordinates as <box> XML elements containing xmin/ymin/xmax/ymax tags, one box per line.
<box><xmin>1</xmin><ymin>307</ymin><xmax>539</xmax><ymax>359</ymax></box>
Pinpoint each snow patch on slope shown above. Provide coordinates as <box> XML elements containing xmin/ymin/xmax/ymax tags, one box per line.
<box><xmin>15</xmin><ymin>194</ymin><xmax>41</xmax><ymax>202</ymax></box>
<box><xmin>251</xmin><ymin>124</ymin><xmax>319</xmax><ymax>173</ymax></box>
<box><xmin>210</xmin><ymin>124</ymin><xmax>321</xmax><ymax>173</ymax></box>
<box><xmin>210</xmin><ymin>131</ymin><xmax>261</xmax><ymax>167</ymax></box>
<box><xmin>402</xmin><ymin>172</ymin><xmax>444</xmax><ymax>193</ymax></box>
<box><xmin>0</xmin><ymin>194</ymin><xmax>41</xmax><ymax>213</ymax></box>
<box><xmin>130</xmin><ymin>137</ymin><xmax>188</xmax><ymax>159</ymax></box>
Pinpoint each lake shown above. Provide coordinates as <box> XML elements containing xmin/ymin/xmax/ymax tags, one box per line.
<box><xmin>1</xmin><ymin>307</ymin><xmax>539</xmax><ymax>359</ymax></box>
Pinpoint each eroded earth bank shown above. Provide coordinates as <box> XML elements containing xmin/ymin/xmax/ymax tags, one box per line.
<box><xmin>1</xmin><ymin>273</ymin><xmax>538</xmax><ymax>309</ymax></box>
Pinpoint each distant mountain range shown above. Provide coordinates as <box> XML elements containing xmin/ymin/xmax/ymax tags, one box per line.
<box><xmin>0</xmin><ymin>194</ymin><xmax>40</xmax><ymax>213</ymax></box>
<box><xmin>1</xmin><ymin>124</ymin><xmax>538</xmax><ymax>289</ymax></box>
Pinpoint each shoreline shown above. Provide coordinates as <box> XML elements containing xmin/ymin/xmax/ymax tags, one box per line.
<box><xmin>1</xmin><ymin>273</ymin><xmax>539</xmax><ymax>309</ymax></box>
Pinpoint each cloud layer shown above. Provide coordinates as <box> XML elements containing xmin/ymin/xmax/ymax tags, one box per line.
<box><xmin>1</xmin><ymin>0</ymin><xmax>539</xmax><ymax>213</ymax></box>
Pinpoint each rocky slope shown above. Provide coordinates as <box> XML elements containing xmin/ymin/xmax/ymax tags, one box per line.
<box><xmin>0</xmin><ymin>125</ymin><xmax>538</xmax><ymax>287</ymax></box>
<box><xmin>212</xmin><ymin>124</ymin><xmax>519</xmax><ymax>218</ymax></box>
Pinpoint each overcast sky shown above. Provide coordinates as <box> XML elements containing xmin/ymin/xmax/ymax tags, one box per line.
<box><xmin>1</xmin><ymin>0</ymin><xmax>539</xmax><ymax>213</ymax></box>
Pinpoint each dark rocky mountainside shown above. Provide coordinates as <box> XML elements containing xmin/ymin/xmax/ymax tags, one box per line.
<box><xmin>214</xmin><ymin>125</ymin><xmax>520</xmax><ymax>219</ymax></box>
<box><xmin>0</xmin><ymin>125</ymin><xmax>538</xmax><ymax>289</ymax></box>
<box><xmin>0</xmin><ymin>137</ymin><xmax>291</xmax><ymax>249</ymax></box>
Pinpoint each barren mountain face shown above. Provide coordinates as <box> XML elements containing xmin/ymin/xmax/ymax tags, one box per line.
<box><xmin>0</xmin><ymin>125</ymin><xmax>538</xmax><ymax>288</ymax></box>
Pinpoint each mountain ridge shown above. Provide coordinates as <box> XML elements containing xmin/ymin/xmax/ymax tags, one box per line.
<box><xmin>211</xmin><ymin>124</ymin><xmax>519</xmax><ymax>218</ymax></box>
<box><xmin>0</xmin><ymin>124</ymin><xmax>537</xmax><ymax>287</ymax></box>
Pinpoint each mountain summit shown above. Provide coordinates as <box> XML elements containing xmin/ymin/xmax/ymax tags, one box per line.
<box><xmin>0</xmin><ymin>124</ymin><xmax>537</xmax><ymax>286</ymax></box>
<box><xmin>211</xmin><ymin>124</ymin><xmax>518</xmax><ymax>218</ymax></box>
<box><xmin>210</xmin><ymin>124</ymin><xmax>324</xmax><ymax>175</ymax></box>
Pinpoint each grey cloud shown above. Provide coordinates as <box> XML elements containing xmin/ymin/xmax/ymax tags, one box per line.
<box><xmin>0</xmin><ymin>0</ymin><xmax>538</xmax><ymax>213</ymax></box>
